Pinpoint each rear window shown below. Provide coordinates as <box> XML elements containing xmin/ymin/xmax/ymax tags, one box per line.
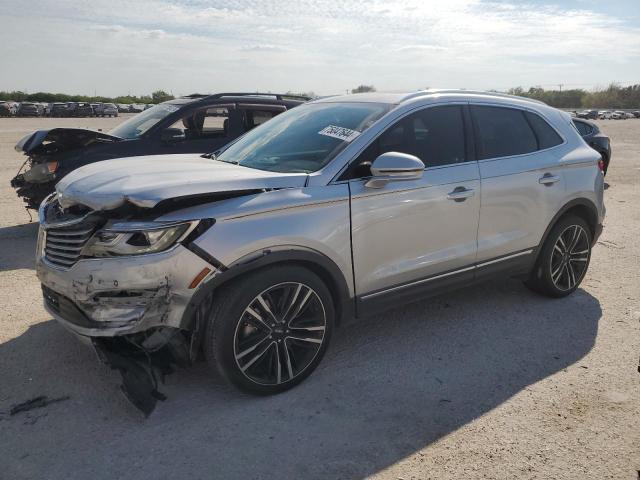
<box><xmin>472</xmin><ymin>106</ymin><xmax>537</xmax><ymax>159</ymax></box>
<box><xmin>524</xmin><ymin>112</ymin><xmax>563</xmax><ymax>149</ymax></box>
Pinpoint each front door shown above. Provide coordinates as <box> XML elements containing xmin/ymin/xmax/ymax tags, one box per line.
<box><xmin>157</xmin><ymin>104</ymin><xmax>240</xmax><ymax>154</ymax></box>
<box><xmin>346</xmin><ymin>105</ymin><xmax>481</xmax><ymax>309</ymax></box>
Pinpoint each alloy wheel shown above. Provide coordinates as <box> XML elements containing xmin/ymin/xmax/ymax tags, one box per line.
<box><xmin>233</xmin><ymin>282</ymin><xmax>327</xmax><ymax>386</ymax></box>
<box><xmin>550</xmin><ymin>224</ymin><xmax>590</xmax><ymax>291</ymax></box>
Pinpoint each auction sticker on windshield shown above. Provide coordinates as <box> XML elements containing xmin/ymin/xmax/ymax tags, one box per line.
<box><xmin>318</xmin><ymin>125</ymin><xmax>361</xmax><ymax>142</ymax></box>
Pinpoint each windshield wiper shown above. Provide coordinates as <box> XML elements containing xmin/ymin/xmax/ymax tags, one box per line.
<box><xmin>201</xmin><ymin>151</ymin><xmax>239</xmax><ymax>165</ymax></box>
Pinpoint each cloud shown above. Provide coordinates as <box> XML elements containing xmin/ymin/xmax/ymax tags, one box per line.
<box><xmin>238</xmin><ymin>45</ymin><xmax>289</xmax><ymax>52</ymax></box>
<box><xmin>0</xmin><ymin>0</ymin><xmax>638</xmax><ymax>95</ymax></box>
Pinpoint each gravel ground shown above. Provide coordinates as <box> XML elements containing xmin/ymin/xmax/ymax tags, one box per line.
<box><xmin>0</xmin><ymin>116</ymin><xmax>638</xmax><ymax>480</ymax></box>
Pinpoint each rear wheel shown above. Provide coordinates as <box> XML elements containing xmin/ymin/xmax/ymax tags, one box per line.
<box><xmin>525</xmin><ymin>215</ymin><xmax>592</xmax><ymax>297</ymax></box>
<box><xmin>204</xmin><ymin>265</ymin><xmax>334</xmax><ymax>395</ymax></box>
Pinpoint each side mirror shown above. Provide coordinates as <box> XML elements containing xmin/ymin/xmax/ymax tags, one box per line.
<box><xmin>161</xmin><ymin>128</ymin><xmax>186</xmax><ymax>143</ymax></box>
<box><xmin>365</xmin><ymin>152</ymin><xmax>424</xmax><ymax>188</ymax></box>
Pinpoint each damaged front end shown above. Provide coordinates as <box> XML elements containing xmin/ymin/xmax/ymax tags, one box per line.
<box><xmin>37</xmin><ymin>194</ymin><xmax>219</xmax><ymax>415</ymax></box>
<box><xmin>11</xmin><ymin>128</ymin><xmax>122</xmax><ymax>209</ymax></box>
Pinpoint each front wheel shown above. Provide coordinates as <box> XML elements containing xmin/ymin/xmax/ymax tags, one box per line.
<box><xmin>204</xmin><ymin>265</ymin><xmax>334</xmax><ymax>395</ymax></box>
<box><xmin>525</xmin><ymin>215</ymin><xmax>592</xmax><ymax>297</ymax></box>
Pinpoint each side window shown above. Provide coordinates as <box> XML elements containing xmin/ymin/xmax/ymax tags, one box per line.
<box><xmin>169</xmin><ymin>107</ymin><xmax>230</xmax><ymax>139</ymax></box>
<box><xmin>200</xmin><ymin>107</ymin><xmax>230</xmax><ymax>137</ymax></box>
<box><xmin>525</xmin><ymin>111</ymin><xmax>563</xmax><ymax>148</ymax></box>
<box><xmin>471</xmin><ymin>106</ymin><xmax>537</xmax><ymax>159</ymax></box>
<box><xmin>245</xmin><ymin>109</ymin><xmax>278</xmax><ymax>130</ymax></box>
<box><xmin>407</xmin><ymin>106</ymin><xmax>466</xmax><ymax>167</ymax></box>
<box><xmin>342</xmin><ymin>105</ymin><xmax>466</xmax><ymax>179</ymax></box>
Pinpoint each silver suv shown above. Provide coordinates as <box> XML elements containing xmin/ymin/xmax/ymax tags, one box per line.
<box><xmin>36</xmin><ymin>90</ymin><xmax>604</xmax><ymax>412</ymax></box>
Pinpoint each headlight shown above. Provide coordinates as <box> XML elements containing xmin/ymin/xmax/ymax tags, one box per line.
<box><xmin>83</xmin><ymin>221</ymin><xmax>194</xmax><ymax>257</ymax></box>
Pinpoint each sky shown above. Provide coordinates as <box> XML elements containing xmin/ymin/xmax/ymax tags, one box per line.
<box><xmin>1</xmin><ymin>0</ymin><xmax>639</xmax><ymax>97</ymax></box>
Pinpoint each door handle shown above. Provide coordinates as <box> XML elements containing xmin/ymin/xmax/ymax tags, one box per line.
<box><xmin>447</xmin><ymin>186</ymin><xmax>475</xmax><ymax>202</ymax></box>
<box><xmin>539</xmin><ymin>173</ymin><xmax>560</xmax><ymax>186</ymax></box>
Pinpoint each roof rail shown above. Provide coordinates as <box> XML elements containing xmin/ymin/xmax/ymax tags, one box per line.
<box><xmin>182</xmin><ymin>92</ymin><xmax>311</xmax><ymax>101</ymax></box>
<box><xmin>400</xmin><ymin>89</ymin><xmax>547</xmax><ymax>105</ymax></box>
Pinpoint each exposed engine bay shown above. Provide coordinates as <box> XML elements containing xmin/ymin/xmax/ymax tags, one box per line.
<box><xmin>11</xmin><ymin>128</ymin><xmax>122</xmax><ymax>209</ymax></box>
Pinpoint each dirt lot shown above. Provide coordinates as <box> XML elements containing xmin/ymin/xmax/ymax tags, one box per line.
<box><xmin>0</xmin><ymin>116</ymin><xmax>638</xmax><ymax>480</ymax></box>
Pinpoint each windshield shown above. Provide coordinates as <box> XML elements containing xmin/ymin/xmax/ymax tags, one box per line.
<box><xmin>215</xmin><ymin>102</ymin><xmax>391</xmax><ymax>173</ymax></box>
<box><xmin>109</xmin><ymin>103</ymin><xmax>180</xmax><ymax>139</ymax></box>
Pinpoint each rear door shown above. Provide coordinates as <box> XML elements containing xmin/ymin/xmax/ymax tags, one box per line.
<box><xmin>347</xmin><ymin>104</ymin><xmax>481</xmax><ymax>308</ymax></box>
<box><xmin>471</xmin><ymin>104</ymin><xmax>566</xmax><ymax>273</ymax></box>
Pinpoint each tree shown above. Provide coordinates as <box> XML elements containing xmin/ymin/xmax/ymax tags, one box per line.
<box><xmin>151</xmin><ymin>90</ymin><xmax>174</xmax><ymax>103</ymax></box>
<box><xmin>351</xmin><ymin>85</ymin><xmax>376</xmax><ymax>94</ymax></box>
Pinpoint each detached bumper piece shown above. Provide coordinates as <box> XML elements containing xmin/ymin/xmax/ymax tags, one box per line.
<box><xmin>92</xmin><ymin>330</ymin><xmax>192</xmax><ymax>417</ymax></box>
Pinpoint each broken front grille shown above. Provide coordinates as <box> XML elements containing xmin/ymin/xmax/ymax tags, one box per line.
<box><xmin>45</xmin><ymin>225</ymin><xmax>95</xmax><ymax>268</ymax></box>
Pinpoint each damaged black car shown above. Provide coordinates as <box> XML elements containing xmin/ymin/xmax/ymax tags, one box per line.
<box><xmin>11</xmin><ymin>93</ymin><xmax>309</xmax><ymax>209</ymax></box>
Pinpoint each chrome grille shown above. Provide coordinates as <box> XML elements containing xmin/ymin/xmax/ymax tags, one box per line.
<box><xmin>45</xmin><ymin>226</ymin><xmax>95</xmax><ymax>268</ymax></box>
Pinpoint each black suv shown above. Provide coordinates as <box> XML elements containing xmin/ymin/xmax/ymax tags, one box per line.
<box><xmin>572</xmin><ymin>118</ymin><xmax>611</xmax><ymax>175</ymax></box>
<box><xmin>11</xmin><ymin>93</ymin><xmax>309</xmax><ymax>209</ymax></box>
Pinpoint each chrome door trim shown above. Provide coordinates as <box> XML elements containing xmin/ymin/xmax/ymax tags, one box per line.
<box><xmin>359</xmin><ymin>248</ymin><xmax>535</xmax><ymax>300</ymax></box>
<box><xmin>359</xmin><ymin>265</ymin><xmax>476</xmax><ymax>300</ymax></box>
<box><xmin>475</xmin><ymin>249</ymin><xmax>534</xmax><ymax>268</ymax></box>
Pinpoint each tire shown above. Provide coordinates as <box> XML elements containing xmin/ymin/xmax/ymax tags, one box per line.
<box><xmin>204</xmin><ymin>265</ymin><xmax>335</xmax><ymax>395</ymax></box>
<box><xmin>525</xmin><ymin>215</ymin><xmax>592</xmax><ymax>298</ymax></box>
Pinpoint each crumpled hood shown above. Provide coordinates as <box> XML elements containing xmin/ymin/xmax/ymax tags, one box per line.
<box><xmin>56</xmin><ymin>154</ymin><xmax>308</xmax><ymax>211</ymax></box>
<box><xmin>15</xmin><ymin>128</ymin><xmax>122</xmax><ymax>155</ymax></box>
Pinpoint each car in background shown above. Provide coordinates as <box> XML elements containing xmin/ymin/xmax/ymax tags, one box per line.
<box><xmin>17</xmin><ymin>102</ymin><xmax>44</xmax><ymax>117</ymax></box>
<box><xmin>11</xmin><ymin>92</ymin><xmax>309</xmax><ymax>209</ymax></box>
<box><xmin>632</xmin><ymin>111</ymin><xmax>640</xmax><ymax>118</ymax></box>
<box><xmin>0</xmin><ymin>101</ymin><xmax>16</xmax><ymax>116</ymax></box>
<box><xmin>117</xmin><ymin>104</ymin><xmax>130</xmax><ymax>113</ymax></box>
<box><xmin>598</xmin><ymin>110</ymin><xmax>613</xmax><ymax>119</ymax></box>
<box><xmin>576</xmin><ymin>110</ymin><xmax>598</xmax><ymax>120</ymax></box>
<box><xmin>129</xmin><ymin>104</ymin><xmax>145</xmax><ymax>113</ymax></box>
<box><xmin>94</xmin><ymin>103</ymin><xmax>118</xmax><ymax>117</ymax></box>
<box><xmin>573</xmin><ymin>118</ymin><xmax>611</xmax><ymax>175</ymax></box>
<box><xmin>67</xmin><ymin>102</ymin><xmax>94</xmax><ymax>117</ymax></box>
<box><xmin>49</xmin><ymin>103</ymin><xmax>68</xmax><ymax>117</ymax></box>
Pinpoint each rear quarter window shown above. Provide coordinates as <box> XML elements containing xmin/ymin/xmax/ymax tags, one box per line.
<box><xmin>524</xmin><ymin>111</ymin><xmax>564</xmax><ymax>148</ymax></box>
<box><xmin>572</xmin><ymin>120</ymin><xmax>593</xmax><ymax>136</ymax></box>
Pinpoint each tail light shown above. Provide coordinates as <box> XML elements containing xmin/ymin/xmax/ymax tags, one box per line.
<box><xmin>597</xmin><ymin>159</ymin><xmax>605</xmax><ymax>172</ymax></box>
